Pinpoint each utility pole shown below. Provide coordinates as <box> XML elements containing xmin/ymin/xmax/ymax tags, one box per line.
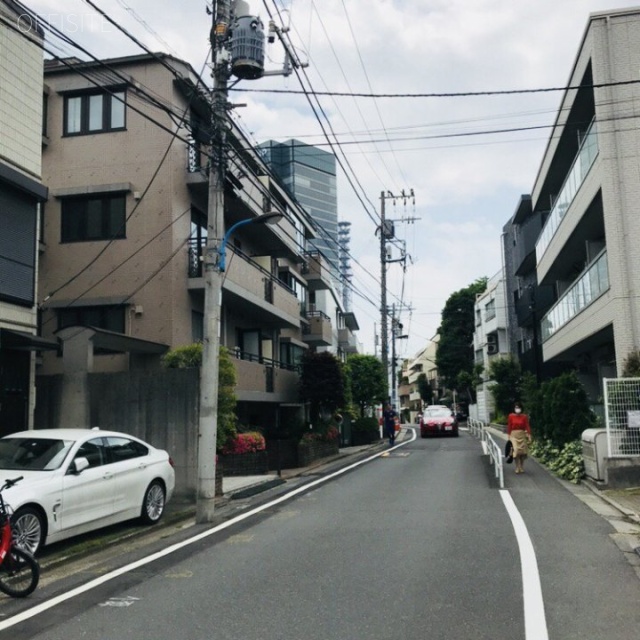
<box><xmin>379</xmin><ymin>192</ymin><xmax>389</xmax><ymax>396</ymax></box>
<box><xmin>196</xmin><ymin>1</ymin><xmax>294</xmax><ymax>522</ymax></box>
<box><xmin>378</xmin><ymin>189</ymin><xmax>416</xmax><ymax>402</ymax></box>
<box><xmin>197</xmin><ymin>0</ymin><xmax>231</xmax><ymax>523</ymax></box>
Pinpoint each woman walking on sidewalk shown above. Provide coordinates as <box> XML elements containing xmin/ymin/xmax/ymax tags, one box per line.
<box><xmin>507</xmin><ymin>402</ymin><xmax>532</xmax><ymax>474</ymax></box>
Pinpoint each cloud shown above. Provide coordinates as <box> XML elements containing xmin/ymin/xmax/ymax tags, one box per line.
<box><xmin>22</xmin><ymin>0</ymin><xmax>640</xmax><ymax>359</ymax></box>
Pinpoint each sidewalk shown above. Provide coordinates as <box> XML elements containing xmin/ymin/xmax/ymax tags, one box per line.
<box><xmin>484</xmin><ymin>424</ymin><xmax>640</xmax><ymax>525</ymax></box>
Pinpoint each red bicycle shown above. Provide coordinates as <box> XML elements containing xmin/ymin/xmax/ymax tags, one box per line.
<box><xmin>0</xmin><ymin>477</ymin><xmax>39</xmax><ymax>597</ymax></box>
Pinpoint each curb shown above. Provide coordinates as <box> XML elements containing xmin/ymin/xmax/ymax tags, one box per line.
<box><xmin>35</xmin><ymin>438</ymin><xmax>391</xmax><ymax>571</ymax></box>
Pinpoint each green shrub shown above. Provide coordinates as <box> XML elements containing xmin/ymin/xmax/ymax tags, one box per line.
<box><xmin>530</xmin><ymin>438</ymin><xmax>584</xmax><ymax>484</ymax></box>
<box><xmin>161</xmin><ymin>343</ymin><xmax>238</xmax><ymax>451</ymax></box>
<box><xmin>541</xmin><ymin>372</ymin><xmax>595</xmax><ymax>446</ymax></box>
<box><xmin>352</xmin><ymin>416</ymin><xmax>380</xmax><ymax>433</ymax></box>
<box><xmin>162</xmin><ymin>343</ymin><xmax>203</xmax><ymax>368</ymax></box>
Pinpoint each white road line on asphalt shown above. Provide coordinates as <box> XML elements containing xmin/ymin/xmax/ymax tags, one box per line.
<box><xmin>0</xmin><ymin>429</ymin><xmax>417</xmax><ymax>632</ymax></box>
<box><xmin>500</xmin><ymin>489</ymin><xmax>549</xmax><ymax>640</ymax></box>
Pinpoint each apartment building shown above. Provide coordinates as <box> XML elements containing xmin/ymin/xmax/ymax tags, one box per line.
<box><xmin>0</xmin><ymin>0</ymin><xmax>54</xmax><ymax>435</ymax></box>
<box><xmin>38</xmin><ymin>52</ymin><xmax>338</xmax><ymax>430</ymax></box>
<box><xmin>523</xmin><ymin>7</ymin><xmax>640</xmax><ymax>399</ymax></box>
<box><xmin>472</xmin><ymin>270</ymin><xmax>508</xmax><ymax>422</ymax></box>
<box><xmin>399</xmin><ymin>339</ymin><xmax>440</xmax><ymax>422</ymax></box>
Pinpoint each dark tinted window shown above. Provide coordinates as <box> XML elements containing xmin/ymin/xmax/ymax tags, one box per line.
<box><xmin>75</xmin><ymin>438</ymin><xmax>108</xmax><ymax>468</ymax></box>
<box><xmin>105</xmin><ymin>437</ymin><xmax>148</xmax><ymax>463</ymax></box>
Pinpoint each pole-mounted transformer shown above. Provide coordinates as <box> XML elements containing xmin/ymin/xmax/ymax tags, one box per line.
<box><xmin>229</xmin><ymin>0</ymin><xmax>265</xmax><ymax>80</ymax></box>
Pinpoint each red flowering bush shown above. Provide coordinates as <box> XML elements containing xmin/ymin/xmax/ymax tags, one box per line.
<box><xmin>222</xmin><ymin>431</ymin><xmax>266</xmax><ymax>455</ymax></box>
<box><xmin>301</xmin><ymin>425</ymin><xmax>340</xmax><ymax>443</ymax></box>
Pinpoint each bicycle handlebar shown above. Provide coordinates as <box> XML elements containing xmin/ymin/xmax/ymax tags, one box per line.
<box><xmin>0</xmin><ymin>477</ymin><xmax>23</xmax><ymax>492</ymax></box>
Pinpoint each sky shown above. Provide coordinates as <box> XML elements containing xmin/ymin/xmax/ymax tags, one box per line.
<box><xmin>16</xmin><ymin>0</ymin><xmax>640</xmax><ymax>360</ymax></box>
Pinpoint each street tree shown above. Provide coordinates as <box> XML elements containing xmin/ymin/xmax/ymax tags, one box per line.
<box><xmin>436</xmin><ymin>277</ymin><xmax>487</xmax><ymax>389</ymax></box>
<box><xmin>417</xmin><ymin>372</ymin><xmax>433</xmax><ymax>406</ymax></box>
<box><xmin>300</xmin><ymin>351</ymin><xmax>347</xmax><ymax>422</ymax></box>
<box><xmin>457</xmin><ymin>363</ymin><xmax>484</xmax><ymax>404</ymax></box>
<box><xmin>347</xmin><ymin>354</ymin><xmax>387</xmax><ymax>417</ymax></box>
<box><xmin>487</xmin><ymin>356</ymin><xmax>522</xmax><ymax>418</ymax></box>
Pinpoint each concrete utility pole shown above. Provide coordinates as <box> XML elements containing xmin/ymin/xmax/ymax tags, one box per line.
<box><xmin>197</xmin><ymin>0</ymin><xmax>231</xmax><ymax>523</ymax></box>
<box><xmin>378</xmin><ymin>189</ymin><xmax>416</xmax><ymax>402</ymax></box>
<box><xmin>379</xmin><ymin>192</ymin><xmax>389</xmax><ymax>394</ymax></box>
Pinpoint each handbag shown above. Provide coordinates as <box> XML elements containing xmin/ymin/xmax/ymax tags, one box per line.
<box><xmin>504</xmin><ymin>440</ymin><xmax>514</xmax><ymax>464</ymax></box>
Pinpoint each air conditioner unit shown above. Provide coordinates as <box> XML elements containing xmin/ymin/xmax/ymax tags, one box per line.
<box><xmin>486</xmin><ymin>334</ymin><xmax>497</xmax><ymax>344</ymax></box>
<box><xmin>487</xmin><ymin>344</ymin><xmax>499</xmax><ymax>355</ymax></box>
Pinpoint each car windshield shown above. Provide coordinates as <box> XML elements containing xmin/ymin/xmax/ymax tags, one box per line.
<box><xmin>0</xmin><ymin>438</ymin><xmax>75</xmax><ymax>471</ymax></box>
<box><xmin>425</xmin><ymin>409</ymin><xmax>452</xmax><ymax>418</ymax></box>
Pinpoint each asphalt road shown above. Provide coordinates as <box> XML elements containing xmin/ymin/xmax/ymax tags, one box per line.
<box><xmin>3</xmin><ymin>428</ymin><xmax>640</xmax><ymax>639</ymax></box>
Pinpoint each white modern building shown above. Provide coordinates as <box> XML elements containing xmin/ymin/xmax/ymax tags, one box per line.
<box><xmin>527</xmin><ymin>7</ymin><xmax>640</xmax><ymax>399</ymax></box>
<box><xmin>472</xmin><ymin>270</ymin><xmax>508</xmax><ymax>422</ymax></box>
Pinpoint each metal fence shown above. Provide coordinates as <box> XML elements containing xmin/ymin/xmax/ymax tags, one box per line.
<box><xmin>468</xmin><ymin>417</ymin><xmax>504</xmax><ymax>488</ymax></box>
<box><xmin>603</xmin><ymin>377</ymin><xmax>640</xmax><ymax>457</ymax></box>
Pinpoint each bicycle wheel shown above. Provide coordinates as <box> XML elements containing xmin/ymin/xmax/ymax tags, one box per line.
<box><xmin>0</xmin><ymin>547</ymin><xmax>40</xmax><ymax>597</ymax></box>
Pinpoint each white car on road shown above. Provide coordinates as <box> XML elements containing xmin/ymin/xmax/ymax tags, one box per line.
<box><xmin>0</xmin><ymin>428</ymin><xmax>176</xmax><ymax>554</ymax></box>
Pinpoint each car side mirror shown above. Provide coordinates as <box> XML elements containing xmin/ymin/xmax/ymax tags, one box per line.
<box><xmin>71</xmin><ymin>457</ymin><xmax>90</xmax><ymax>475</ymax></box>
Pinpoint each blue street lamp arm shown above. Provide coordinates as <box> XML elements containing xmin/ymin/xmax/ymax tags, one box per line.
<box><xmin>217</xmin><ymin>218</ymin><xmax>255</xmax><ymax>272</ymax></box>
<box><xmin>217</xmin><ymin>212</ymin><xmax>284</xmax><ymax>272</ymax></box>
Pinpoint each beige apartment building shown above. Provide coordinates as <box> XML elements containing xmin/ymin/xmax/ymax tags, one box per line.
<box><xmin>0</xmin><ymin>0</ymin><xmax>54</xmax><ymax>435</ymax></box>
<box><xmin>38</xmin><ymin>52</ymin><xmax>356</xmax><ymax>430</ymax></box>
<box><xmin>526</xmin><ymin>7</ymin><xmax>640</xmax><ymax>397</ymax></box>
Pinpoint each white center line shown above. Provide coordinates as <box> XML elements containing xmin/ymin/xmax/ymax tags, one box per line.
<box><xmin>500</xmin><ymin>489</ymin><xmax>549</xmax><ymax>640</ymax></box>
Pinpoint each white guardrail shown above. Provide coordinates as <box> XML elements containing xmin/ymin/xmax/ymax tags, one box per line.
<box><xmin>467</xmin><ymin>418</ymin><xmax>504</xmax><ymax>488</ymax></box>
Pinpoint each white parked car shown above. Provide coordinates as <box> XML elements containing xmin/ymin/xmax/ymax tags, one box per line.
<box><xmin>0</xmin><ymin>428</ymin><xmax>176</xmax><ymax>554</ymax></box>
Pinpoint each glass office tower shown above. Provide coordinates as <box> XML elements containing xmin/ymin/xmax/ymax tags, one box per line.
<box><xmin>259</xmin><ymin>140</ymin><xmax>339</xmax><ymax>287</ymax></box>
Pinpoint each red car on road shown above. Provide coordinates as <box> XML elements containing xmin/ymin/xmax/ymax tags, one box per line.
<box><xmin>420</xmin><ymin>407</ymin><xmax>459</xmax><ymax>438</ymax></box>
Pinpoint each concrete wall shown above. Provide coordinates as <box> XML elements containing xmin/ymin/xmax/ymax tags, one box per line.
<box><xmin>36</xmin><ymin>368</ymin><xmax>200</xmax><ymax>499</ymax></box>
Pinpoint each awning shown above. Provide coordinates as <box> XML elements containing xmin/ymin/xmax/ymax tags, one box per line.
<box><xmin>0</xmin><ymin>329</ymin><xmax>59</xmax><ymax>351</ymax></box>
<box><xmin>55</xmin><ymin>326</ymin><xmax>168</xmax><ymax>354</ymax></box>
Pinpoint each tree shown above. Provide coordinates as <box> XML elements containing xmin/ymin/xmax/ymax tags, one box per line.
<box><xmin>300</xmin><ymin>351</ymin><xmax>347</xmax><ymax>422</ymax></box>
<box><xmin>347</xmin><ymin>354</ymin><xmax>387</xmax><ymax>417</ymax></box>
<box><xmin>162</xmin><ymin>343</ymin><xmax>238</xmax><ymax>450</ymax></box>
<box><xmin>436</xmin><ymin>278</ymin><xmax>488</xmax><ymax>389</ymax></box>
<box><xmin>487</xmin><ymin>356</ymin><xmax>522</xmax><ymax>418</ymax></box>
<box><xmin>622</xmin><ymin>350</ymin><xmax>640</xmax><ymax>377</ymax></box>
<box><xmin>417</xmin><ymin>372</ymin><xmax>433</xmax><ymax>406</ymax></box>
<box><xmin>456</xmin><ymin>364</ymin><xmax>483</xmax><ymax>403</ymax></box>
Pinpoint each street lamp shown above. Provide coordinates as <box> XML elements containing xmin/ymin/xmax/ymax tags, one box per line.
<box><xmin>197</xmin><ymin>210</ymin><xmax>283</xmax><ymax>523</ymax></box>
<box><xmin>218</xmin><ymin>212</ymin><xmax>284</xmax><ymax>271</ymax></box>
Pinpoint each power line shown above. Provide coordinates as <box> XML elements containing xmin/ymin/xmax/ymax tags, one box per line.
<box><xmin>229</xmin><ymin>77</ymin><xmax>640</xmax><ymax>98</ymax></box>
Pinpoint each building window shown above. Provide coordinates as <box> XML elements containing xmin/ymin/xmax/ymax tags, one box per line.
<box><xmin>61</xmin><ymin>193</ymin><xmax>126</xmax><ymax>243</ymax></box>
<box><xmin>57</xmin><ymin>305</ymin><xmax>125</xmax><ymax>334</ymax></box>
<box><xmin>64</xmin><ymin>89</ymin><xmax>126</xmax><ymax>135</ymax></box>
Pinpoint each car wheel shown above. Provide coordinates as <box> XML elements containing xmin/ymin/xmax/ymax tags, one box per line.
<box><xmin>140</xmin><ymin>480</ymin><xmax>166</xmax><ymax>524</ymax></box>
<box><xmin>12</xmin><ymin>506</ymin><xmax>45</xmax><ymax>556</ymax></box>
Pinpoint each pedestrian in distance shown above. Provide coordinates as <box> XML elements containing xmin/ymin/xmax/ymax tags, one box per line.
<box><xmin>383</xmin><ymin>403</ymin><xmax>398</xmax><ymax>446</ymax></box>
<box><xmin>507</xmin><ymin>402</ymin><xmax>532</xmax><ymax>474</ymax></box>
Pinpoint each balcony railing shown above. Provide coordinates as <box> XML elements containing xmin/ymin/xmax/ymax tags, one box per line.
<box><xmin>338</xmin><ymin>327</ymin><xmax>357</xmax><ymax>352</ymax></box>
<box><xmin>541</xmin><ymin>250</ymin><xmax>609</xmax><ymax>340</ymax></box>
<box><xmin>232</xmin><ymin>351</ymin><xmax>300</xmax><ymax>399</ymax></box>
<box><xmin>188</xmin><ymin>238</ymin><xmax>296</xmax><ymax>294</ymax></box>
<box><xmin>302</xmin><ymin>251</ymin><xmax>331</xmax><ymax>291</ymax></box>
<box><xmin>302</xmin><ymin>310</ymin><xmax>332</xmax><ymax>345</ymax></box>
<box><xmin>536</xmin><ymin>120</ymin><xmax>599</xmax><ymax>261</ymax></box>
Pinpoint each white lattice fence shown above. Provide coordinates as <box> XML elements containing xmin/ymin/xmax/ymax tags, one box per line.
<box><xmin>603</xmin><ymin>377</ymin><xmax>640</xmax><ymax>457</ymax></box>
